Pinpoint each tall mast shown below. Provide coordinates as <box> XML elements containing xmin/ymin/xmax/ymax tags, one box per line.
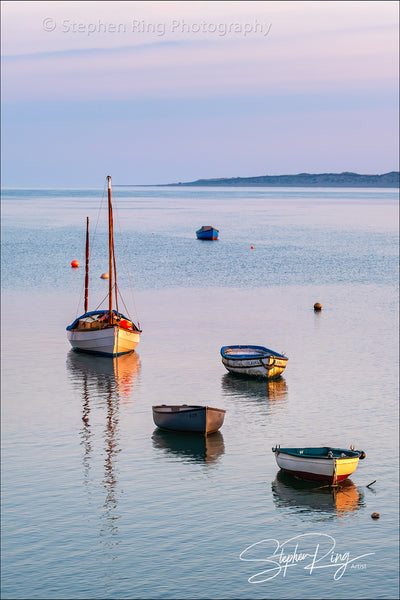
<box><xmin>107</xmin><ymin>175</ymin><xmax>113</xmax><ymax>316</ymax></box>
<box><xmin>84</xmin><ymin>216</ymin><xmax>89</xmax><ymax>313</ymax></box>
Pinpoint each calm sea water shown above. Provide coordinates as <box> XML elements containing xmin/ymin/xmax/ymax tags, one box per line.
<box><xmin>1</xmin><ymin>185</ymin><xmax>399</xmax><ymax>600</ymax></box>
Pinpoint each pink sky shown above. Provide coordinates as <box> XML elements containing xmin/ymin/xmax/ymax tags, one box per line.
<box><xmin>2</xmin><ymin>1</ymin><xmax>398</xmax><ymax>185</ymax></box>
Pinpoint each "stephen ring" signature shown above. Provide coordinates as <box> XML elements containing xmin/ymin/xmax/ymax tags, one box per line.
<box><xmin>239</xmin><ymin>533</ymin><xmax>374</xmax><ymax>582</ymax></box>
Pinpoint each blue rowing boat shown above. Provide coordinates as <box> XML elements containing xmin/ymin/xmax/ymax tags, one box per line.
<box><xmin>196</xmin><ymin>225</ymin><xmax>219</xmax><ymax>240</ymax></box>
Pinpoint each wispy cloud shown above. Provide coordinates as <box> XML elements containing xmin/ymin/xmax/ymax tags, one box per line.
<box><xmin>3</xmin><ymin>22</ymin><xmax>398</xmax><ymax>104</ymax></box>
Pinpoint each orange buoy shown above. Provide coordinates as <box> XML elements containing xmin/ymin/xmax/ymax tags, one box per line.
<box><xmin>314</xmin><ymin>302</ymin><xmax>322</xmax><ymax>311</ymax></box>
<box><xmin>100</xmin><ymin>272</ymin><xmax>109</xmax><ymax>279</ymax></box>
<box><xmin>371</xmin><ymin>512</ymin><xmax>380</xmax><ymax>519</ymax></box>
<box><xmin>71</xmin><ymin>260</ymin><xmax>79</xmax><ymax>268</ymax></box>
<box><xmin>251</xmin><ymin>245</ymin><xmax>254</xmax><ymax>249</ymax></box>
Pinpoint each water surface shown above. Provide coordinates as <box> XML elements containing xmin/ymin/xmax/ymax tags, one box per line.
<box><xmin>1</xmin><ymin>186</ymin><xmax>399</xmax><ymax>599</ymax></box>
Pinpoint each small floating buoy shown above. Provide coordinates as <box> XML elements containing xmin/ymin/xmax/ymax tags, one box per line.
<box><xmin>250</xmin><ymin>245</ymin><xmax>254</xmax><ymax>249</ymax></box>
<box><xmin>71</xmin><ymin>260</ymin><xmax>79</xmax><ymax>268</ymax></box>
<box><xmin>100</xmin><ymin>272</ymin><xmax>109</xmax><ymax>279</ymax></box>
<box><xmin>371</xmin><ymin>512</ymin><xmax>380</xmax><ymax>519</ymax></box>
<box><xmin>314</xmin><ymin>302</ymin><xmax>322</xmax><ymax>311</ymax></box>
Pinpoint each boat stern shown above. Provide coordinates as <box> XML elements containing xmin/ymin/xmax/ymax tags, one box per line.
<box><xmin>334</xmin><ymin>456</ymin><xmax>360</xmax><ymax>482</ymax></box>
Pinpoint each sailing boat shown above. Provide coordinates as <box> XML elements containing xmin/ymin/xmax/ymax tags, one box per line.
<box><xmin>66</xmin><ymin>175</ymin><xmax>141</xmax><ymax>356</ymax></box>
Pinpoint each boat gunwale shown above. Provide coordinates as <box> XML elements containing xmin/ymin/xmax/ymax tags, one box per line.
<box><xmin>273</xmin><ymin>446</ymin><xmax>362</xmax><ymax>459</ymax></box>
<box><xmin>221</xmin><ymin>345</ymin><xmax>288</xmax><ymax>360</ymax></box>
<box><xmin>196</xmin><ymin>226</ymin><xmax>219</xmax><ymax>234</ymax></box>
<box><xmin>152</xmin><ymin>405</ymin><xmax>226</xmax><ymax>415</ymax></box>
<box><xmin>67</xmin><ymin>309</ymin><xmax>142</xmax><ymax>332</ymax></box>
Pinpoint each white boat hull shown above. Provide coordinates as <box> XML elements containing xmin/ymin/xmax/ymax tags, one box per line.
<box><xmin>68</xmin><ymin>325</ymin><xmax>140</xmax><ymax>356</ymax></box>
<box><xmin>222</xmin><ymin>356</ymin><xmax>287</xmax><ymax>378</ymax></box>
<box><xmin>221</xmin><ymin>346</ymin><xmax>288</xmax><ymax>379</ymax></box>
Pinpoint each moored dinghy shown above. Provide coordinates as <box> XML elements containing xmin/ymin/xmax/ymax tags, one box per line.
<box><xmin>272</xmin><ymin>446</ymin><xmax>366</xmax><ymax>485</ymax></box>
<box><xmin>196</xmin><ymin>225</ymin><xmax>219</xmax><ymax>240</ymax></box>
<box><xmin>221</xmin><ymin>345</ymin><xmax>288</xmax><ymax>379</ymax></box>
<box><xmin>152</xmin><ymin>405</ymin><xmax>226</xmax><ymax>435</ymax></box>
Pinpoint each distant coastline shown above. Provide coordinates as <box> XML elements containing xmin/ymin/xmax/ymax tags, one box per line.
<box><xmin>162</xmin><ymin>171</ymin><xmax>399</xmax><ymax>188</ymax></box>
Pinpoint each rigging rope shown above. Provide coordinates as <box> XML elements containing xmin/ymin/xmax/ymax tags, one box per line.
<box><xmin>112</xmin><ymin>193</ymin><xmax>141</xmax><ymax>324</ymax></box>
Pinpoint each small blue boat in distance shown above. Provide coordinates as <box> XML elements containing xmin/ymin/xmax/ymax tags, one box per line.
<box><xmin>196</xmin><ymin>225</ymin><xmax>219</xmax><ymax>240</ymax></box>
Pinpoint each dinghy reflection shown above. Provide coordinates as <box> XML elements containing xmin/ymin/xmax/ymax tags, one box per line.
<box><xmin>152</xmin><ymin>429</ymin><xmax>225</xmax><ymax>465</ymax></box>
<box><xmin>272</xmin><ymin>470</ymin><xmax>364</xmax><ymax>520</ymax></box>
<box><xmin>66</xmin><ymin>349</ymin><xmax>140</xmax><ymax>550</ymax></box>
<box><xmin>221</xmin><ymin>372</ymin><xmax>288</xmax><ymax>403</ymax></box>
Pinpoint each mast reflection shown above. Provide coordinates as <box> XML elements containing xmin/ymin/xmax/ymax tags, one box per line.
<box><xmin>66</xmin><ymin>350</ymin><xmax>141</xmax><ymax>544</ymax></box>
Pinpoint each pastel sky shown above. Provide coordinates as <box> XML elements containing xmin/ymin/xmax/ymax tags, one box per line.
<box><xmin>1</xmin><ymin>1</ymin><xmax>399</xmax><ymax>186</ymax></box>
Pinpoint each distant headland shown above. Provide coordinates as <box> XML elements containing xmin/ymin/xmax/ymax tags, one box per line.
<box><xmin>165</xmin><ymin>171</ymin><xmax>399</xmax><ymax>188</ymax></box>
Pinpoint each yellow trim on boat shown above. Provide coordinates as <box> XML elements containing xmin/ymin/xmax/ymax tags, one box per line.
<box><xmin>335</xmin><ymin>457</ymin><xmax>359</xmax><ymax>477</ymax></box>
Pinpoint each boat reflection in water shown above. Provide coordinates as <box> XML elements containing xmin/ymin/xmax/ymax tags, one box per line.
<box><xmin>67</xmin><ymin>349</ymin><xmax>141</xmax><ymax>404</ymax></box>
<box><xmin>66</xmin><ymin>349</ymin><xmax>141</xmax><ymax>547</ymax></box>
<box><xmin>152</xmin><ymin>429</ymin><xmax>225</xmax><ymax>465</ymax></box>
<box><xmin>271</xmin><ymin>470</ymin><xmax>365</xmax><ymax>521</ymax></box>
<box><xmin>221</xmin><ymin>373</ymin><xmax>288</xmax><ymax>404</ymax></box>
